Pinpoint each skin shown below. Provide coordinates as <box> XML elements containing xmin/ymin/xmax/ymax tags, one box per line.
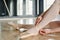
<box><xmin>35</xmin><ymin>12</ymin><xmax>60</xmax><ymax>35</ymax></box>
<box><xmin>35</xmin><ymin>16</ymin><xmax>42</xmax><ymax>26</ymax></box>
<box><xmin>35</xmin><ymin>16</ymin><xmax>60</xmax><ymax>35</ymax></box>
<box><xmin>39</xmin><ymin>27</ymin><xmax>60</xmax><ymax>35</ymax></box>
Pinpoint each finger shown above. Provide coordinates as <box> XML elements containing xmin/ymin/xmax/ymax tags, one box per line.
<box><xmin>36</xmin><ymin>19</ymin><xmax>41</xmax><ymax>25</ymax></box>
<box><xmin>39</xmin><ymin>31</ymin><xmax>45</xmax><ymax>35</ymax></box>
<box><xmin>39</xmin><ymin>29</ymin><xmax>46</xmax><ymax>35</ymax></box>
<box><xmin>35</xmin><ymin>17</ymin><xmax>41</xmax><ymax>26</ymax></box>
<box><xmin>35</xmin><ymin>21</ymin><xmax>37</xmax><ymax>26</ymax></box>
<box><xmin>35</xmin><ymin>18</ymin><xmax>38</xmax><ymax>25</ymax></box>
<box><xmin>35</xmin><ymin>19</ymin><xmax>39</xmax><ymax>25</ymax></box>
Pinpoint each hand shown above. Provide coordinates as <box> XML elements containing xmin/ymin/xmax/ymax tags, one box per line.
<box><xmin>35</xmin><ymin>16</ymin><xmax>42</xmax><ymax>26</ymax></box>
<box><xmin>39</xmin><ymin>29</ymin><xmax>51</xmax><ymax>35</ymax></box>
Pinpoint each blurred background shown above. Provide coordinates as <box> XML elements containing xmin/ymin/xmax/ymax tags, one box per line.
<box><xmin>0</xmin><ymin>0</ymin><xmax>55</xmax><ymax>24</ymax></box>
<box><xmin>0</xmin><ymin>0</ymin><xmax>57</xmax><ymax>40</ymax></box>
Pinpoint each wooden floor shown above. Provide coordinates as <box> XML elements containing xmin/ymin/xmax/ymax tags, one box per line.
<box><xmin>0</xmin><ymin>23</ymin><xmax>60</xmax><ymax>40</ymax></box>
<box><xmin>1</xmin><ymin>30</ymin><xmax>19</xmax><ymax>40</ymax></box>
<box><xmin>1</xmin><ymin>30</ymin><xmax>60</xmax><ymax>40</ymax></box>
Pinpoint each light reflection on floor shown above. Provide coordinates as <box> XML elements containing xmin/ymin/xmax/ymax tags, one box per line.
<box><xmin>0</xmin><ymin>22</ymin><xmax>60</xmax><ymax>40</ymax></box>
<box><xmin>1</xmin><ymin>29</ymin><xmax>60</xmax><ymax>40</ymax></box>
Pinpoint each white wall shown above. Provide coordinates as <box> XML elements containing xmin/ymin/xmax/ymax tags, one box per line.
<box><xmin>44</xmin><ymin>0</ymin><xmax>55</xmax><ymax>11</ymax></box>
<box><xmin>26</xmin><ymin>0</ymin><xmax>33</xmax><ymax>15</ymax></box>
<box><xmin>17</xmin><ymin>0</ymin><xmax>23</xmax><ymax>16</ymax></box>
<box><xmin>17</xmin><ymin>0</ymin><xmax>34</xmax><ymax>24</ymax></box>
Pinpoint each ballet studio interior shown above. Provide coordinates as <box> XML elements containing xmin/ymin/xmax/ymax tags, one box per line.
<box><xmin>0</xmin><ymin>0</ymin><xmax>60</xmax><ymax>40</ymax></box>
